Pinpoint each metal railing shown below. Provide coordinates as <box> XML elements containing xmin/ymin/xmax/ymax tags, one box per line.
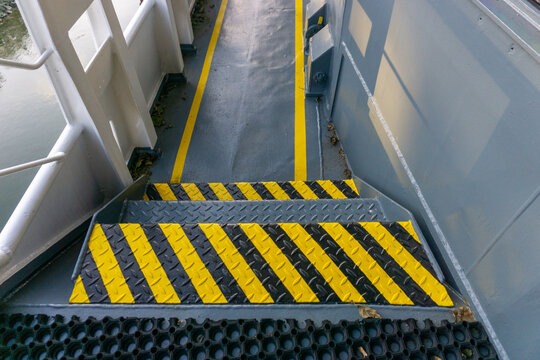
<box><xmin>0</xmin><ymin>48</ymin><xmax>53</xmax><ymax>70</ymax></box>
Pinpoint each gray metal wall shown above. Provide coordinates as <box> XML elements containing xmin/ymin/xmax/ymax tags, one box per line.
<box><xmin>324</xmin><ymin>0</ymin><xmax>540</xmax><ymax>358</ymax></box>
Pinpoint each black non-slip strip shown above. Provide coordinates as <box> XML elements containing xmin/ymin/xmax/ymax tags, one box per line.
<box><xmin>304</xmin><ymin>224</ymin><xmax>389</xmax><ymax>305</ymax></box>
<box><xmin>222</xmin><ymin>225</ymin><xmax>294</xmax><ymax>303</ymax></box>
<box><xmin>140</xmin><ymin>224</ymin><xmax>202</xmax><ymax>303</ymax></box>
<box><xmin>102</xmin><ymin>224</ymin><xmax>155</xmax><ymax>303</ymax></box>
<box><xmin>181</xmin><ymin>224</ymin><xmax>250</xmax><ymax>303</ymax></box>
<box><xmin>262</xmin><ymin>224</ymin><xmax>340</xmax><ymax>303</ymax></box>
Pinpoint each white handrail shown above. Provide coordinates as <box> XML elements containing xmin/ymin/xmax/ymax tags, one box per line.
<box><xmin>0</xmin><ymin>153</ymin><xmax>65</xmax><ymax>177</ymax></box>
<box><xmin>0</xmin><ymin>48</ymin><xmax>53</xmax><ymax>70</ymax></box>
<box><xmin>0</xmin><ymin>125</ymin><xmax>81</xmax><ymax>268</ymax></box>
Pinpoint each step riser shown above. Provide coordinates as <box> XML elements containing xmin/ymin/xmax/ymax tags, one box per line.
<box><xmin>121</xmin><ymin>199</ymin><xmax>387</xmax><ymax>224</ymax></box>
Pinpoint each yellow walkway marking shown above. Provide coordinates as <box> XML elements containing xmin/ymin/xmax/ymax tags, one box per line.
<box><xmin>263</xmin><ymin>182</ymin><xmax>290</xmax><ymax>200</ymax></box>
<box><xmin>70</xmin><ymin>276</ymin><xmax>90</xmax><ymax>303</ymax></box>
<box><xmin>209</xmin><ymin>182</ymin><xmax>234</xmax><ymax>200</ymax></box>
<box><xmin>181</xmin><ymin>183</ymin><xmax>206</xmax><ymax>201</ymax></box>
<box><xmin>344</xmin><ymin>179</ymin><xmax>360</xmax><ymax>195</ymax></box>
<box><xmin>154</xmin><ymin>183</ymin><xmax>177</xmax><ymax>200</ymax></box>
<box><xmin>171</xmin><ymin>0</ymin><xmax>229</xmax><ymax>182</ymax></box>
<box><xmin>295</xmin><ymin>0</ymin><xmax>306</xmax><ymax>181</ymax></box>
<box><xmin>279</xmin><ymin>223</ymin><xmax>365</xmax><ymax>303</ymax></box>
<box><xmin>239</xmin><ymin>223</ymin><xmax>318</xmax><ymax>303</ymax></box>
<box><xmin>88</xmin><ymin>225</ymin><xmax>134</xmax><ymax>303</ymax></box>
<box><xmin>317</xmin><ymin>180</ymin><xmax>347</xmax><ymax>199</ymax></box>
<box><xmin>120</xmin><ymin>224</ymin><xmax>180</xmax><ymax>304</ymax></box>
<box><xmin>320</xmin><ymin>223</ymin><xmax>413</xmax><ymax>305</ymax></box>
<box><xmin>160</xmin><ymin>224</ymin><xmax>227</xmax><ymax>303</ymax></box>
<box><xmin>199</xmin><ymin>223</ymin><xmax>273</xmax><ymax>303</ymax></box>
<box><xmin>361</xmin><ymin>222</ymin><xmax>453</xmax><ymax>306</ymax></box>
<box><xmin>290</xmin><ymin>181</ymin><xmax>318</xmax><ymax>199</ymax></box>
<box><xmin>399</xmin><ymin>221</ymin><xmax>421</xmax><ymax>243</ymax></box>
<box><xmin>236</xmin><ymin>182</ymin><xmax>263</xmax><ymax>200</ymax></box>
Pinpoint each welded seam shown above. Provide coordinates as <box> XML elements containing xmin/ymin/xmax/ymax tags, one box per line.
<box><xmin>342</xmin><ymin>42</ymin><xmax>509</xmax><ymax>359</ymax></box>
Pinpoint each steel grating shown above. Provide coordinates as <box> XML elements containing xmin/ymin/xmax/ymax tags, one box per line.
<box><xmin>71</xmin><ymin>222</ymin><xmax>453</xmax><ymax>307</ymax></box>
<box><xmin>121</xmin><ymin>199</ymin><xmax>386</xmax><ymax>223</ymax></box>
<box><xmin>0</xmin><ymin>313</ymin><xmax>498</xmax><ymax>360</ymax></box>
<box><xmin>146</xmin><ymin>180</ymin><xmax>360</xmax><ymax>201</ymax></box>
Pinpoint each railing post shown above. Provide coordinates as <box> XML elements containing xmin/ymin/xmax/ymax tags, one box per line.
<box><xmin>155</xmin><ymin>0</ymin><xmax>185</xmax><ymax>73</ymax></box>
<box><xmin>171</xmin><ymin>0</ymin><xmax>194</xmax><ymax>45</ymax></box>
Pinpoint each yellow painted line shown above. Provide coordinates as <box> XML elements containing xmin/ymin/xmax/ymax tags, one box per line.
<box><xmin>398</xmin><ymin>221</ymin><xmax>421</xmax><ymax>243</ymax></box>
<box><xmin>317</xmin><ymin>180</ymin><xmax>347</xmax><ymax>199</ymax></box>
<box><xmin>199</xmin><ymin>223</ymin><xmax>273</xmax><ymax>303</ymax></box>
<box><xmin>143</xmin><ymin>194</ymin><xmax>150</xmax><ymax>201</ymax></box>
<box><xmin>239</xmin><ymin>223</ymin><xmax>318</xmax><ymax>303</ymax></box>
<box><xmin>120</xmin><ymin>224</ymin><xmax>180</xmax><ymax>304</ymax></box>
<box><xmin>171</xmin><ymin>0</ymin><xmax>229</xmax><ymax>183</ymax></box>
<box><xmin>70</xmin><ymin>276</ymin><xmax>90</xmax><ymax>303</ymax></box>
<box><xmin>154</xmin><ymin>183</ymin><xmax>177</xmax><ymax>200</ymax></box>
<box><xmin>88</xmin><ymin>225</ymin><xmax>134</xmax><ymax>303</ymax></box>
<box><xmin>344</xmin><ymin>179</ymin><xmax>360</xmax><ymax>195</ymax></box>
<box><xmin>290</xmin><ymin>181</ymin><xmax>318</xmax><ymax>199</ymax></box>
<box><xmin>279</xmin><ymin>223</ymin><xmax>365</xmax><ymax>303</ymax></box>
<box><xmin>360</xmin><ymin>222</ymin><xmax>453</xmax><ymax>306</ymax></box>
<box><xmin>263</xmin><ymin>182</ymin><xmax>291</xmax><ymax>200</ymax></box>
<box><xmin>181</xmin><ymin>183</ymin><xmax>206</xmax><ymax>201</ymax></box>
<box><xmin>209</xmin><ymin>182</ymin><xmax>234</xmax><ymax>201</ymax></box>
<box><xmin>320</xmin><ymin>223</ymin><xmax>413</xmax><ymax>305</ymax></box>
<box><xmin>295</xmin><ymin>0</ymin><xmax>306</xmax><ymax>181</ymax></box>
<box><xmin>159</xmin><ymin>224</ymin><xmax>227</xmax><ymax>303</ymax></box>
<box><xmin>236</xmin><ymin>182</ymin><xmax>263</xmax><ymax>200</ymax></box>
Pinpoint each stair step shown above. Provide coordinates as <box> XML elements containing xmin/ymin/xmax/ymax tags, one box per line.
<box><xmin>71</xmin><ymin>222</ymin><xmax>454</xmax><ymax>307</ymax></box>
<box><xmin>121</xmin><ymin>199</ymin><xmax>386</xmax><ymax>223</ymax></box>
<box><xmin>146</xmin><ymin>180</ymin><xmax>360</xmax><ymax>201</ymax></box>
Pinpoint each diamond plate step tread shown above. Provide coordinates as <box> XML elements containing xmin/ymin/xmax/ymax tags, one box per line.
<box><xmin>71</xmin><ymin>222</ymin><xmax>454</xmax><ymax>308</ymax></box>
<box><xmin>121</xmin><ymin>199</ymin><xmax>386</xmax><ymax>224</ymax></box>
<box><xmin>0</xmin><ymin>313</ymin><xmax>498</xmax><ymax>360</ymax></box>
<box><xmin>146</xmin><ymin>179</ymin><xmax>360</xmax><ymax>201</ymax></box>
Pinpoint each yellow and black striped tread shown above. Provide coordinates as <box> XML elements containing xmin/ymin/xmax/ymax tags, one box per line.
<box><xmin>146</xmin><ymin>180</ymin><xmax>360</xmax><ymax>201</ymax></box>
<box><xmin>70</xmin><ymin>221</ymin><xmax>453</xmax><ymax>307</ymax></box>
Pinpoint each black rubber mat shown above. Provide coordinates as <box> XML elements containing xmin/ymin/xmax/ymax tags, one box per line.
<box><xmin>0</xmin><ymin>313</ymin><xmax>498</xmax><ymax>359</ymax></box>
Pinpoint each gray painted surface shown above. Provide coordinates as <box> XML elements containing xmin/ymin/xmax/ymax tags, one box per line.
<box><xmin>326</xmin><ymin>0</ymin><xmax>540</xmax><ymax>358</ymax></box>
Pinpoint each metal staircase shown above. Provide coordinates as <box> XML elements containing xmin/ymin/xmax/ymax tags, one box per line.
<box><xmin>69</xmin><ymin>177</ymin><xmax>456</xmax><ymax>308</ymax></box>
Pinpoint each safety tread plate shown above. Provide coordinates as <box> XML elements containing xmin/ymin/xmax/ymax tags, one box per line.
<box><xmin>72</xmin><ymin>222</ymin><xmax>454</xmax><ymax>307</ymax></box>
<box><xmin>0</xmin><ymin>314</ymin><xmax>499</xmax><ymax>360</ymax></box>
<box><xmin>121</xmin><ymin>199</ymin><xmax>386</xmax><ymax>223</ymax></box>
<box><xmin>146</xmin><ymin>179</ymin><xmax>360</xmax><ymax>201</ymax></box>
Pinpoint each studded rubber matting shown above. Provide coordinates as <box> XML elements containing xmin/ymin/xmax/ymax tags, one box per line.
<box><xmin>146</xmin><ymin>180</ymin><xmax>360</xmax><ymax>201</ymax></box>
<box><xmin>0</xmin><ymin>314</ymin><xmax>498</xmax><ymax>360</ymax></box>
<box><xmin>71</xmin><ymin>222</ymin><xmax>453</xmax><ymax>307</ymax></box>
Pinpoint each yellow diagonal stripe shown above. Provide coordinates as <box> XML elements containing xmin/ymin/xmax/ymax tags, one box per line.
<box><xmin>199</xmin><ymin>223</ymin><xmax>273</xmax><ymax>303</ymax></box>
<box><xmin>398</xmin><ymin>221</ymin><xmax>421</xmax><ymax>243</ymax></box>
<box><xmin>88</xmin><ymin>225</ymin><xmax>134</xmax><ymax>303</ymax></box>
<box><xmin>320</xmin><ymin>223</ymin><xmax>413</xmax><ymax>305</ymax></box>
<box><xmin>120</xmin><ymin>224</ymin><xmax>180</xmax><ymax>304</ymax></box>
<box><xmin>360</xmin><ymin>222</ymin><xmax>453</xmax><ymax>306</ymax></box>
<box><xmin>235</xmin><ymin>182</ymin><xmax>263</xmax><ymax>200</ymax></box>
<box><xmin>290</xmin><ymin>181</ymin><xmax>318</xmax><ymax>199</ymax></box>
<box><xmin>143</xmin><ymin>194</ymin><xmax>150</xmax><ymax>201</ymax></box>
<box><xmin>279</xmin><ymin>223</ymin><xmax>365</xmax><ymax>303</ymax></box>
<box><xmin>263</xmin><ymin>182</ymin><xmax>290</xmax><ymax>200</ymax></box>
<box><xmin>154</xmin><ymin>183</ymin><xmax>177</xmax><ymax>200</ymax></box>
<box><xmin>159</xmin><ymin>224</ymin><xmax>227</xmax><ymax>303</ymax></box>
<box><xmin>208</xmin><ymin>183</ymin><xmax>234</xmax><ymax>201</ymax></box>
<box><xmin>317</xmin><ymin>180</ymin><xmax>347</xmax><ymax>199</ymax></box>
<box><xmin>344</xmin><ymin>179</ymin><xmax>360</xmax><ymax>195</ymax></box>
<box><xmin>239</xmin><ymin>223</ymin><xmax>318</xmax><ymax>303</ymax></box>
<box><xmin>181</xmin><ymin>183</ymin><xmax>206</xmax><ymax>201</ymax></box>
<box><xmin>70</xmin><ymin>275</ymin><xmax>90</xmax><ymax>303</ymax></box>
